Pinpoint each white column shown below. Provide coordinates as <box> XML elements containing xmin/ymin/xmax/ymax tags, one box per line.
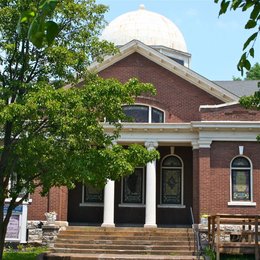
<box><xmin>20</xmin><ymin>203</ymin><xmax>28</xmax><ymax>243</ymax></box>
<box><xmin>144</xmin><ymin>141</ymin><xmax>158</xmax><ymax>228</ymax></box>
<box><xmin>101</xmin><ymin>180</ymin><xmax>115</xmax><ymax>227</ymax></box>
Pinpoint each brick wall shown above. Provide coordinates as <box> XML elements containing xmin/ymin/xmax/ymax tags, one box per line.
<box><xmin>200</xmin><ymin>103</ymin><xmax>260</xmax><ymax>121</ymax></box>
<box><xmin>198</xmin><ymin>141</ymin><xmax>260</xmax><ymax>216</ymax></box>
<box><xmin>192</xmin><ymin>149</ymin><xmax>200</xmax><ymax>223</ymax></box>
<box><xmin>28</xmin><ymin>186</ymin><xmax>68</xmax><ymax>221</ymax></box>
<box><xmin>99</xmin><ymin>53</ymin><xmax>222</xmax><ymax>122</ymax></box>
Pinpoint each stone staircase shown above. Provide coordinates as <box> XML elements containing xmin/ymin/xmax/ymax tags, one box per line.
<box><xmin>45</xmin><ymin>226</ymin><xmax>197</xmax><ymax>259</ymax></box>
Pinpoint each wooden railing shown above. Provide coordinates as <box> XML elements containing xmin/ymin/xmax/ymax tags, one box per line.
<box><xmin>208</xmin><ymin>214</ymin><xmax>260</xmax><ymax>260</ymax></box>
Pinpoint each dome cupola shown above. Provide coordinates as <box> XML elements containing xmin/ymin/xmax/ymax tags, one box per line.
<box><xmin>101</xmin><ymin>5</ymin><xmax>191</xmax><ymax>67</ymax></box>
<box><xmin>101</xmin><ymin>5</ymin><xmax>187</xmax><ymax>52</ymax></box>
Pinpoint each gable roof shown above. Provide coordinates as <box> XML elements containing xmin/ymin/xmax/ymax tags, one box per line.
<box><xmin>89</xmin><ymin>40</ymin><xmax>238</xmax><ymax>103</ymax></box>
<box><xmin>214</xmin><ymin>80</ymin><xmax>259</xmax><ymax>97</ymax></box>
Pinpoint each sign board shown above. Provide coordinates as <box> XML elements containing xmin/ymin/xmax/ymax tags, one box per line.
<box><xmin>6</xmin><ymin>215</ymin><xmax>20</xmax><ymax>239</ymax></box>
<box><xmin>4</xmin><ymin>203</ymin><xmax>28</xmax><ymax>243</ymax></box>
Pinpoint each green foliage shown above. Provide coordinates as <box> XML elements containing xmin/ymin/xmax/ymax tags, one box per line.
<box><xmin>239</xmin><ymin>63</ymin><xmax>260</xmax><ymax>114</ymax></box>
<box><xmin>19</xmin><ymin>0</ymin><xmax>59</xmax><ymax>48</ymax></box>
<box><xmin>3</xmin><ymin>245</ymin><xmax>47</xmax><ymax>259</ymax></box>
<box><xmin>245</xmin><ymin>62</ymin><xmax>260</xmax><ymax>80</ymax></box>
<box><xmin>240</xmin><ymin>89</ymin><xmax>260</xmax><ymax>111</ymax></box>
<box><xmin>1</xmin><ymin>77</ymin><xmax>157</xmax><ymax>194</ymax></box>
<box><xmin>214</xmin><ymin>0</ymin><xmax>260</xmax><ymax>75</ymax></box>
<box><xmin>204</xmin><ymin>246</ymin><xmax>216</xmax><ymax>260</ymax></box>
<box><xmin>0</xmin><ymin>0</ymin><xmax>158</xmax><ymax>257</ymax></box>
<box><xmin>232</xmin><ymin>76</ymin><xmax>242</xmax><ymax>81</ymax></box>
<box><xmin>233</xmin><ymin>62</ymin><xmax>260</xmax><ymax>80</ymax></box>
<box><xmin>239</xmin><ymin>79</ymin><xmax>260</xmax><ymax>141</ymax></box>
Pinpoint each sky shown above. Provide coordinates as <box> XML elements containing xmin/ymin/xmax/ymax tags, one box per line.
<box><xmin>95</xmin><ymin>0</ymin><xmax>259</xmax><ymax>81</ymax></box>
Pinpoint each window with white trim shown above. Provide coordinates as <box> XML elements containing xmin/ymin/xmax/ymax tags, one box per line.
<box><xmin>161</xmin><ymin>155</ymin><xmax>183</xmax><ymax>205</ymax></box>
<box><xmin>122</xmin><ymin>105</ymin><xmax>164</xmax><ymax>123</ymax></box>
<box><xmin>231</xmin><ymin>156</ymin><xmax>252</xmax><ymax>202</ymax></box>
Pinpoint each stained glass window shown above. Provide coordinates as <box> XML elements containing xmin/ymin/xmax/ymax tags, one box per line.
<box><xmin>161</xmin><ymin>155</ymin><xmax>183</xmax><ymax>204</ymax></box>
<box><xmin>83</xmin><ymin>185</ymin><xmax>103</xmax><ymax>203</ymax></box>
<box><xmin>231</xmin><ymin>156</ymin><xmax>251</xmax><ymax>202</ymax></box>
<box><xmin>122</xmin><ymin>168</ymin><xmax>144</xmax><ymax>204</ymax></box>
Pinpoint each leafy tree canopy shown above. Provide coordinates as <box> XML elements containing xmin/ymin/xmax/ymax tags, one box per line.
<box><xmin>245</xmin><ymin>62</ymin><xmax>260</xmax><ymax>80</ymax></box>
<box><xmin>214</xmin><ymin>0</ymin><xmax>260</xmax><ymax>75</ymax></box>
<box><xmin>0</xmin><ymin>0</ymin><xmax>158</xmax><ymax>257</ymax></box>
<box><xmin>233</xmin><ymin>62</ymin><xmax>260</xmax><ymax>80</ymax></box>
<box><xmin>215</xmin><ymin>1</ymin><xmax>260</xmax><ymax>141</ymax></box>
<box><xmin>238</xmin><ymin>64</ymin><xmax>260</xmax><ymax>141</ymax></box>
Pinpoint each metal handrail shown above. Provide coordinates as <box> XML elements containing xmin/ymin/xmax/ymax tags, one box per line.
<box><xmin>190</xmin><ymin>207</ymin><xmax>202</xmax><ymax>259</ymax></box>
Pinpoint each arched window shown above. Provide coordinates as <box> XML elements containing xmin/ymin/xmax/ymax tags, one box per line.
<box><xmin>161</xmin><ymin>155</ymin><xmax>183</xmax><ymax>205</ymax></box>
<box><xmin>231</xmin><ymin>156</ymin><xmax>252</xmax><ymax>202</ymax></box>
<box><xmin>122</xmin><ymin>105</ymin><xmax>164</xmax><ymax>123</ymax></box>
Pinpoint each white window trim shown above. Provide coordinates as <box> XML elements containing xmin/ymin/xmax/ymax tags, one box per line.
<box><xmin>120</xmin><ymin>167</ymin><xmax>145</xmax><ymax>206</ymax></box>
<box><xmin>229</xmin><ymin>155</ymin><xmax>255</xmax><ymax>205</ymax></box>
<box><xmin>228</xmin><ymin>201</ymin><xmax>256</xmax><ymax>207</ymax></box>
<box><xmin>160</xmin><ymin>154</ymin><xmax>185</xmax><ymax>206</ymax></box>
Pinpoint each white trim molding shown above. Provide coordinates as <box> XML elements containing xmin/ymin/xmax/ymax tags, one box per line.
<box><xmin>228</xmin><ymin>201</ymin><xmax>256</xmax><ymax>207</ymax></box>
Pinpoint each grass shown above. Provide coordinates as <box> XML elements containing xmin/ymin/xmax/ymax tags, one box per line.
<box><xmin>3</xmin><ymin>245</ymin><xmax>48</xmax><ymax>260</ymax></box>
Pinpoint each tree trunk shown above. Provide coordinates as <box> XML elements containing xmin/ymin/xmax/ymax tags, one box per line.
<box><xmin>0</xmin><ymin>217</ymin><xmax>8</xmax><ymax>259</ymax></box>
<box><xmin>0</xmin><ymin>203</ymin><xmax>14</xmax><ymax>259</ymax></box>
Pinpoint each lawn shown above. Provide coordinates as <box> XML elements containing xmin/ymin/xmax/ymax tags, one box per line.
<box><xmin>3</xmin><ymin>246</ymin><xmax>48</xmax><ymax>260</ymax></box>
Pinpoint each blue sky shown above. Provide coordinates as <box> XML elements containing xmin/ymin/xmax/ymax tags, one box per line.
<box><xmin>96</xmin><ymin>0</ymin><xmax>259</xmax><ymax>80</ymax></box>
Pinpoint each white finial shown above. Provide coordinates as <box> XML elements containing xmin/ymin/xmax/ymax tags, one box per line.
<box><xmin>139</xmin><ymin>4</ymin><xmax>145</xmax><ymax>10</ymax></box>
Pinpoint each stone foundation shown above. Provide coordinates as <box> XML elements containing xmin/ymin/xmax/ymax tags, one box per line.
<box><xmin>27</xmin><ymin>220</ymin><xmax>68</xmax><ymax>244</ymax></box>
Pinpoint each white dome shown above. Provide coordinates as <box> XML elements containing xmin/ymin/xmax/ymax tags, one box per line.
<box><xmin>101</xmin><ymin>5</ymin><xmax>188</xmax><ymax>53</ymax></box>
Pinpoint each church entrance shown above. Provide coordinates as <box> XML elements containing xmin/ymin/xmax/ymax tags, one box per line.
<box><xmin>113</xmin><ymin>146</ymin><xmax>193</xmax><ymax>226</ymax></box>
<box><xmin>68</xmin><ymin>146</ymin><xmax>193</xmax><ymax>226</ymax></box>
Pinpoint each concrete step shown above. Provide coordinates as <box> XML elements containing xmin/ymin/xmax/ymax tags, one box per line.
<box><xmin>44</xmin><ymin>227</ymin><xmax>195</xmax><ymax>260</ymax></box>
<box><xmin>65</xmin><ymin>226</ymin><xmax>192</xmax><ymax>232</ymax></box>
<box><xmin>44</xmin><ymin>252</ymin><xmax>197</xmax><ymax>260</ymax></box>
<box><xmin>62</xmin><ymin>228</ymin><xmax>193</xmax><ymax>235</ymax></box>
<box><xmin>57</xmin><ymin>234</ymin><xmax>193</xmax><ymax>241</ymax></box>
<box><xmin>51</xmin><ymin>248</ymin><xmax>194</xmax><ymax>255</ymax></box>
<box><xmin>55</xmin><ymin>238</ymin><xmax>193</xmax><ymax>246</ymax></box>
<box><xmin>53</xmin><ymin>242</ymin><xmax>193</xmax><ymax>251</ymax></box>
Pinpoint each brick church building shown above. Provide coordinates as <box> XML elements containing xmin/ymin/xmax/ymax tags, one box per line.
<box><xmin>28</xmin><ymin>5</ymin><xmax>260</xmax><ymax>227</ymax></box>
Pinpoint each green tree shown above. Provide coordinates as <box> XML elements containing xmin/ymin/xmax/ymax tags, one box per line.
<box><xmin>245</xmin><ymin>62</ymin><xmax>260</xmax><ymax>80</ymax></box>
<box><xmin>215</xmin><ymin>1</ymin><xmax>260</xmax><ymax>141</ymax></box>
<box><xmin>214</xmin><ymin>0</ymin><xmax>260</xmax><ymax>74</ymax></box>
<box><xmin>233</xmin><ymin>62</ymin><xmax>260</xmax><ymax>80</ymax></box>
<box><xmin>240</xmin><ymin>88</ymin><xmax>260</xmax><ymax>142</ymax></box>
<box><xmin>0</xmin><ymin>0</ymin><xmax>158</xmax><ymax>257</ymax></box>
<box><xmin>18</xmin><ymin>0</ymin><xmax>59</xmax><ymax>48</ymax></box>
